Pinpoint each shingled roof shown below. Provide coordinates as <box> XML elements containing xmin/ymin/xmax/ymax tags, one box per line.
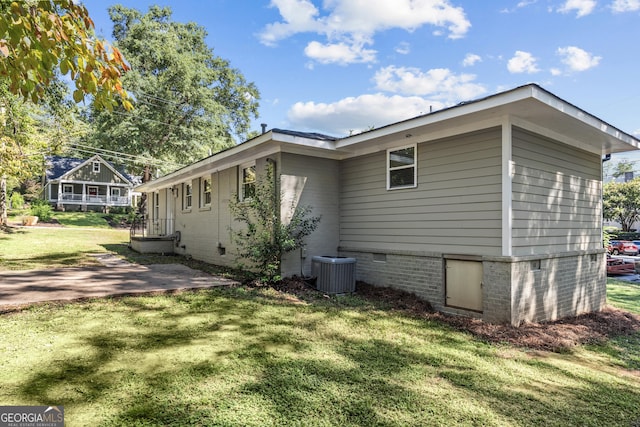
<box><xmin>45</xmin><ymin>155</ymin><xmax>137</xmax><ymax>184</ymax></box>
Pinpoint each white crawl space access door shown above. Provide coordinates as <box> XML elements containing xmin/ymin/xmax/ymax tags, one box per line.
<box><xmin>445</xmin><ymin>258</ymin><xmax>483</xmax><ymax>312</ymax></box>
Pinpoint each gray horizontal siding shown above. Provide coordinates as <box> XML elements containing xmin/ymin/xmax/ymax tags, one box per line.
<box><xmin>280</xmin><ymin>153</ymin><xmax>340</xmax><ymax>277</ymax></box>
<box><xmin>511</xmin><ymin>127</ymin><xmax>602</xmax><ymax>256</ymax></box>
<box><xmin>340</xmin><ymin>127</ymin><xmax>502</xmax><ymax>255</ymax></box>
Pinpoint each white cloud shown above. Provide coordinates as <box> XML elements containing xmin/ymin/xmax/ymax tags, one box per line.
<box><xmin>507</xmin><ymin>51</ymin><xmax>540</xmax><ymax>74</ymax></box>
<box><xmin>395</xmin><ymin>42</ymin><xmax>411</xmax><ymax>55</ymax></box>
<box><xmin>259</xmin><ymin>0</ymin><xmax>471</xmax><ymax>64</ymax></box>
<box><xmin>611</xmin><ymin>0</ymin><xmax>640</xmax><ymax>12</ymax></box>
<box><xmin>557</xmin><ymin>0</ymin><xmax>597</xmax><ymax>17</ymax></box>
<box><xmin>462</xmin><ymin>53</ymin><xmax>482</xmax><ymax>67</ymax></box>
<box><xmin>557</xmin><ymin>46</ymin><xmax>601</xmax><ymax>71</ymax></box>
<box><xmin>304</xmin><ymin>41</ymin><xmax>376</xmax><ymax>64</ymax></box>
<box><xmin>373</xmin><ymin>66</ymin><xmax>486</xmax><ymax>102</ymax></box>
<box><xmin>501</xmin><ymin>0</ymin><xmax>538</xmax><ymax>13</ymax></box>
<box><xmin>259</xmin><ymin>0</ymin><xmax>323</xmax><ymax>46</ymax></box>
<box><xmin>287</xmin><ymin>65</ymin><xmax>488</xmax><ymax>135</ymax></box>
<box><xmin>287</xmin><ymin>93</ymin><xmax>446</xmax><ymax>135</ymax></box>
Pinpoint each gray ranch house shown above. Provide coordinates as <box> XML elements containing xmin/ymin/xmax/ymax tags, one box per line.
<box><xmin>43</xmin><ymin>154</ymin><xmax>136</xmax><ymax>211</ymax></box>
<box><xmin>134</xmin><ymin>84</ymin><xmax>640</xmax><ymax>325</ymax></box>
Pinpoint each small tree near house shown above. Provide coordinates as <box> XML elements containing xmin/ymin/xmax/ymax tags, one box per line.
<box><xmin>229</xmin><ymin>163</ymin><xmax>320</xmax><ymax>284</ymax></box>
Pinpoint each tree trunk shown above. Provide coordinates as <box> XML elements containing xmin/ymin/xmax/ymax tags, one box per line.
<box><xmin>0</xmin><ymin>176</ymin><xmax>6</xmax><ymax>226</ymax></box>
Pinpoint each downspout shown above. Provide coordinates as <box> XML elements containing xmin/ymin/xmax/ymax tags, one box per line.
<box><xmin>602</xmin><ymin>154</ymin><xmax>611</xmax><ymax>252</ymax></box>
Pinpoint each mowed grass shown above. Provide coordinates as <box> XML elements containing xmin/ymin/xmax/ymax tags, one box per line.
<box><xmin>1</xmin><ymin>224</ymin><xmax>639</xmax><ymax>425</ymax></box>
<box><xmin>0</xmin><ymin>226</ymin><xmax>129</xmax><ymax>269</ymax></box>
<box><xmin>1</xmin><ymin>287</ymin><xmax>639</xmax><ymax>426</ymax></box>
<box><xmin>52</xmin><ymin>211</ymin><xmax>117</xmax><ymax>228</ymax></box>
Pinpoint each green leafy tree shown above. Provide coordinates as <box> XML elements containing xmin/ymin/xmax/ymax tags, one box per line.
<box><xmin>229</xmin><ymin>163</ymin><xmax>320</xmax><ymax>284</ymax></box>
<box><xmin>611</xmin><ymin>159</ymin><xmax>635</xmax><ymax>179</ymax></box>
<box><xmin>89</xmin><ymin>6</ymin><xmax>260</xmax><ymax>180</ymax></box>
<box><xmin>0</xmin><ymin>0</ymin><xmax>132</xmax><ymax>110</ymax></box>
<box><xmin>603</xmin><ymin>179</ymin><xmax>640</xmax><ymax>232</ymax></box>
<box><xmin>0</xmin><ymin>85</ymin><xmax>47</xmax><ymax>225</ymax></box>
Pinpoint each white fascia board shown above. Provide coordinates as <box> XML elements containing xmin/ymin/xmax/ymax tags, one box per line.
<box><xmin>336</xmin><ymin>86</ymin><xmax>533</xmax><ymax>150</ymax></box>
<box><xmin>136</xmin><ymin>131</ymin><xmax>338</xmax><ymax>193</ymax></box>
<box><xmin>529</xmin><ymin>86</ymin><xmax>640</xmax><ymax>152</ymax></box>
<box><xmin>336</xmin><ymin>84</ymin><xmax>640</xmax><ymax>154</ymax></box>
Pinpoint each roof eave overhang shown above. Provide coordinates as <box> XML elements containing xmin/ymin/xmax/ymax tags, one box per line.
<box><xmin>136</xmin><ymin>131</ymin><xmax>342</xmax><ymax>192</ymax></box>
<box><xmin>335</xmin><ymin>84</ymin><xmax>640</xmax><ymax>157</ymax></box>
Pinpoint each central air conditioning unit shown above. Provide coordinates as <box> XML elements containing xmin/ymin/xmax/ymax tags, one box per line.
<box><xmin>311</xmin><ymin>256</ymin><xmax>356</xmax><ymax>294</ymax></box>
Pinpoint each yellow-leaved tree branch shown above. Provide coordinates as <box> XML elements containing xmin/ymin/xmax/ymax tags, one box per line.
<box><xmin>0</xmin><ymin>0</ymin><xmax>133</xmax><ymax>111</ymax></box>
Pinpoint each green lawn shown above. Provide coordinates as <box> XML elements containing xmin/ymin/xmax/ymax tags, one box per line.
<box><xmin>0</xmin><ymin>227</ymin><xmax>129</xmax><ymax>269</ymax></box>
<box><xmin>1</xmin><ymin>225</ymin><xmax>639</xmax><ymax>426</ymax></box>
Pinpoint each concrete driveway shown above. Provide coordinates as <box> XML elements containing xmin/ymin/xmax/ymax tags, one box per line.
<box><xmin>0</xmin><ymin>254</ymin><xmax>239</xmax><ymax>311</ymax></box>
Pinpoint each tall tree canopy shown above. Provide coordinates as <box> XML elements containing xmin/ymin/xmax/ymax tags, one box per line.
<box><xmin>89</xmin><ymin>6</ymin><xmax>260</xmax><ymax>178</ymax></box>
<box><xmin>603</xmin><ymin>179</ymin><xmax>640</xmax><ymax>232</ymax></box>
<box><xmin>0</xmin><ymin>0</ymin><xmax>132</xmax><ymax>110</ymax></box>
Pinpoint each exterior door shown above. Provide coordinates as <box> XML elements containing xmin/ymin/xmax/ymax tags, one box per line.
<box><xmin>445</xmin><ymin>259</ymin><xmax>483</xmax><ymax>312</ymax></box>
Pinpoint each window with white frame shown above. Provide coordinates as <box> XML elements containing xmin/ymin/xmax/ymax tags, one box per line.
<box><xmin>183</xmin><ymin>182</ymin><xmax>192</xmax><ymax>210</ymax></box>
<box><xmin>153</xmin><ymin>192</ymin><xmax>160</xmax><ymax>219</ymax></box>
<box><xmin>239</xmin><ymin>163</ymin><xmax>256</xmax><ymax>200</ymax></box>
<box><xmin>387</xmin><ymin>144</ymin><xmax>417</xmax><ymax>190</ymax></box>
<box><xmin>111</xmin><ymin>188</ymin><xmax>121</xmax><ymax>199</ymax></box>
<box><xmin>92</xmin><ymin>161</ymin><xmax>100</xmax><ymax>173</ymax></box>
<box><xmin>62</xmin><ymin>184</ymin><xmax>73</xmax><ymax>200</ymax></box>
<box><xmin>200</xmin><ymin>176</ymin><xmax>212</xmax><ymax>207</ymax></box>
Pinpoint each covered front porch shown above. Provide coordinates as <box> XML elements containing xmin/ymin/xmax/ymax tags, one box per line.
<box><xmin>46</xmin><ymin>181</ymin><xmax>133</xmax><ymax>210</ymax></box>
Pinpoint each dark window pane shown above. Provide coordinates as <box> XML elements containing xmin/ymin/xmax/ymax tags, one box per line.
<box><xmin>389</xmin><ymin>147</ymin><xmax>415</xmax><ymax>168</ymax></box>
<box><xmin>390</xmin><ymin>167</ymin><xmax>415</xmax><ymax>188</ymax></box>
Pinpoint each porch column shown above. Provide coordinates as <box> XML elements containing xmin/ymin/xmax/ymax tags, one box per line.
<box><xmin>107</xmin><ymin>185</ymin><xmax>111</xmax><ymax>205</ymax></box>
<box><xmin>56</xmin><ymin>181</ymin><xmax>63</xmax><ymax>210</ymax></box>
<box><xmin>82</xmin><ymin>183</ymin><xmax>87</xmax><ymax>212</ymax></box>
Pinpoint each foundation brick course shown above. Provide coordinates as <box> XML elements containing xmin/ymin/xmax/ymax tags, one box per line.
<box><xmin>339</xmin><ymin>248</ymin><xmax>606</xmax><ymax>325</ymax></box>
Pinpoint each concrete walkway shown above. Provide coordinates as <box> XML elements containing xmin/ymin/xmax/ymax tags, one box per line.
<box><xmin>0</xmin><ymin>254</ymin><xmax>239</xmax><ymax>311</ymax></box>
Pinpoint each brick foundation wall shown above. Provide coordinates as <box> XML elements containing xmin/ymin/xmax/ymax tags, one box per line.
<box><xmin>506</xmin><ymin>251</ymin><xmax>606</xmax><ymax>325</ymax></box>
<box><xmin>339</xmin><ymin>249</ymin><xmax>444</xmax><ymax>309</ymax></box>
<box><xmin>340</xmin><ymin>248</ymin><xmax>606</xmax><ymax>326</ymax></box>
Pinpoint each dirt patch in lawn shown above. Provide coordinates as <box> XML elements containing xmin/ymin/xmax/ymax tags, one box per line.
<box><xmin>275</xmin><ymin>278</ymin><xmax>640</xmax><ymax>352</ymax></box>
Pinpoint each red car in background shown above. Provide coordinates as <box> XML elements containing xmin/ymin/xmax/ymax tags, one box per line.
<box><xmin>608</xmin><ymin>240</ymin><xmax>639</xmax><ymax>256</ymax></box>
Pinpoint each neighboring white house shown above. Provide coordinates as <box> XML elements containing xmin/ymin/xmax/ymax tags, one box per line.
<box><xmin>43</xmin><ymin>154</ymin><xmax>137</xmax><ymax>211</ymax></box>
<box><xmin>135</xmin><ymin>84</ymin><xmax>640</xmax><ymax>325</ymax></box>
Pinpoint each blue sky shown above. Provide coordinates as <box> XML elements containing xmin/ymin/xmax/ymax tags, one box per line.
<box><xmin>81</xmin><ymin>0</ymin><xmax>640</xmax><ymax>152</ymax></box>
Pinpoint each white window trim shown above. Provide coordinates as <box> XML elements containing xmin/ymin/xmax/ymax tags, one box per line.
<box><xmin>88</xmin><ymin>185</ymin><xmax>99</xmax><ymax>196</ymax></box>
<box><xmin>62</xmin><ymin>184</ymin><xmax>73</xmax><ymax>194</ymax></box>
<box><xmin>239</xmin><ymin>162</ymin><xmax>256</xmax><ymax>201</ymax></box>
<box><xmin>387</xmin><ymin>144</ymin><xmax>417</xmax><ymax>190</ymax></box>
<box><xmin>200</xmin><ymin>176</ymin><xmax>212</xmax><ymax>208</ymax></box>
<box><xmin>111</xmin><ymin>188</ymin><xmax>121</xmax><ymax>197</ymax></box>
<box><xmin>182</xmin><ymin>182</ymin><xmax>192</xmax><ymax>211</ymax></box>
<box><xmin>153</xmin><ymin>191</ymin><xmax>160</xmax><ymax>220</ymax></box>
<box><xmin>92</xmin><ymin>161</ymin><xmax>100</xmax><ymax>173</ymax></box>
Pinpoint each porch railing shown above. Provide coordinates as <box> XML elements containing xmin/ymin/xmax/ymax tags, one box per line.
<box><xmin>130</xmin><ymin>217</ymin><xmax>175</xmax><ymax>238</ymax></box>
<box><xmin>56</xmin><ymin>193</ymin><xmax>131</xmax><ymax>206</ymax></box>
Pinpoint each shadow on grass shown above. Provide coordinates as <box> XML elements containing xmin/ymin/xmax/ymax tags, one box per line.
<box><xmin>101</xmin><ymin>243</ymin><xmax>248</xmax><ymax>281</ymax></box>
<box><xmin>9</xmin><ymin>288</ymin><xmax>640</xmax><ymax>426</ymax></box>
<box><xmin>0</xmin><ymin>251</ymin><xmax>99</xmax><ymax>269</ymax></box>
